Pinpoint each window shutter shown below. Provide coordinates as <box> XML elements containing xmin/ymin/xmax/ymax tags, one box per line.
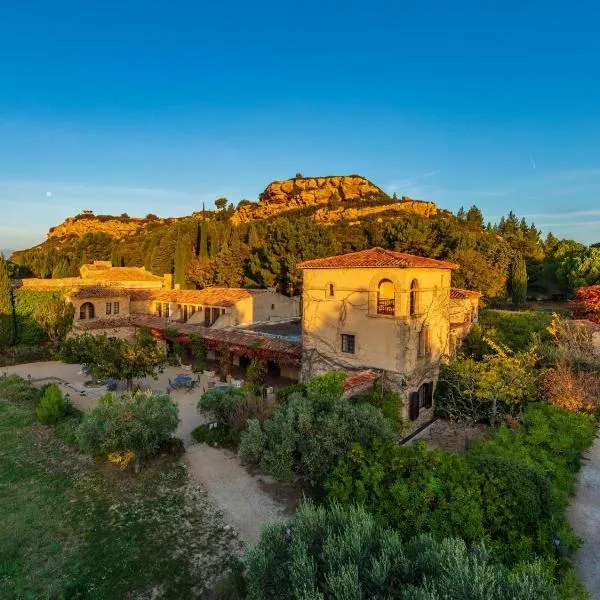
<box><xmin>409</xmin><ymin>392</ymin><xmax>420</xmax><ymax>421</ymax></box>
<box><xmin>424</xmin><ymin>383</ymin><xmax>433</xmax><ymax>408</ymax></box>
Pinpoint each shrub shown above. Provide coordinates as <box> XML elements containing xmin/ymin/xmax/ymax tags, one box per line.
<box><xmin>245</xmin><ymin>359</ymin><xmax>267</xmax><ymax>386</ymax></box>
<box><xmin>243</xmin><ymin>503</ymin><xmax>558</xmax><ymax>600</ymax></box>
<box><xmin>540</xmin><ymin>364</ymin><xmax>600</xmax><ymax>414</ymax></box>
<box><xmin>77</xmin><ymin>391</ymin><xmax>179</xmax><ymax>469</ymax></box>
<box><xmin>198</xmin><ymin>387</ymin><xmax>273</xmax><ymax>447</ymax></box>
<box><xmin>326</xmin><ymin>441</ymin><xmax>485</xmax><ymax>544</ymax></box>
<box><xmin>237</xmin><ymin>418</ymin><xmax>263</xmax><ymax>463</ymax></box>
<box><xmin>436</xmin><ymin>348</ymin><xmax>537</xmax><ymax>423</ymax></box>
<box><xmin>350</xmin><ymin>379</ymin><xmax>404</xmax><ymax>432</ymax></box>
<box><xmin>275</xmin><ymin>383</ymin><xmax>306</xmax><ymax>403</ymax></box>
<box><xmin>0</xmin><ymin>345</ymin><xmax>52</xmax><ymax>366</ymax></box>
<box><xmin>36</xmin><ymin>384</ymin><xmax>70</xmax><ymax>424</ymax></box>
<box><xmin>477</xmin><ymin>310</ymin><xmax>552</xmax><ymax>352</ymax></box>
<box><xmin>239</xmin><ymin>372</ymin><xmax>395</xmax><ymax>484</ymax></box>
<box><xmin>0</xmin><ymin>374</ymin><xmax>41</xmax><ymax>403</ymax></box>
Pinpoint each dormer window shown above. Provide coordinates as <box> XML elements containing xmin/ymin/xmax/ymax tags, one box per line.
<box><xmin>377</xmin><ymin>280</ymin><xmax>395</xmax><ymax>315</ymax></box>
<box><xmin>409</xmin><ymin>279</ymin><xmax>418</xmax><ymax>316</ymax></box>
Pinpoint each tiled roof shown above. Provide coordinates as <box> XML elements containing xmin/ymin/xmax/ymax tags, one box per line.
<box><xmin>128</xmin><ymin>287</ymin><xmax>256</xmax><ymax>307</ymax></box>
<box><xmin>129</xmin><ymin>315</ymin><xmax>302</xmax><ymax>359</ymax></box>
<box><xmin>450</xmin><ymin>287</ymin><xmax>482</xmax><ymax>300</ymax></box>
<box><xmin>343</xmin><ymin>370</ymin><xmax>379</xmax><ymax>392</ymax></box>
<box><xmin>70</xmin><ymin>287</ymin><xmax>131</xmax><ymax>299</ymax></box>
<box><xmin>298</xmin><ymin>247</ymin><xmax>459</xmax><ymax>270</ymax></box>
<box><xmin>81</xmin><ymin>267</ymin><xmax>162</xmax><ymax>282</ymax></box>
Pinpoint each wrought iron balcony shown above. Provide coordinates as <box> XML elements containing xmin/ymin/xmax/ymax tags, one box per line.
<box><xmin>377</xmin><ymin>298</ymin><xmax>395</xmax><ymax>315</ymax></box>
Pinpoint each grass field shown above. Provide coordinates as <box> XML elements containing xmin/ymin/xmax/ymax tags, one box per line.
<box><xmin>0</xmin><ymin>395</ymin><xmax>241</xmax><ymax>599</ymax></box>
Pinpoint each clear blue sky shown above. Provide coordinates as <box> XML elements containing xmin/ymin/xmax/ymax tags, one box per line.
<box><xmin>1</xmin><ymin>0</ymin><xmax>600</xmax><ymax>251</ymax></box>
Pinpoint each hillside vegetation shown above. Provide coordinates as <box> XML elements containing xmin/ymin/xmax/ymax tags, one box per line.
<box><xmin>10</xmin><ymin>175</ymin><xmax>600</xmax><ymax>300</ymax></box>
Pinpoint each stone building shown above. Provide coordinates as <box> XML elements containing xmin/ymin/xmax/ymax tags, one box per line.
<box><xmin>298</xmin><ymin>247</ymin><xmax>480</xmax><ymax>430</ymax></box>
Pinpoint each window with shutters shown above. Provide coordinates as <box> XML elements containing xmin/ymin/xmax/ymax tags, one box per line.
<box><xmin>155</xmin><ymin>302</ymin><xmax>162</xmax><ymax>317</ymax></box>
<box><xmin>105</xmin><ymin>302</ymin><xmax>112</xmax><ymax>315</ymax></box>
<box><xmin>113</xmin><ymin>302</ymin><xmax>120</xmax><ymax>315</ymax></box>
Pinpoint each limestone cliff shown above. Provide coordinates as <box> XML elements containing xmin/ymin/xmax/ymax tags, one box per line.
<box><xmin>47</xmin><ymin>215</ymin><xmax>169</xmax><ymax>240</ymax></box>
<box><xmin>231</xmin><ymin>175</ymin><xmax>437</xmax><ymax>224</ymax></box>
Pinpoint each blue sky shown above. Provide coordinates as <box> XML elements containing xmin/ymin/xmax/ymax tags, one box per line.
<box><xmin>1</xmin><ymin>0</ymin><xmax>600</xmax><ymax>250</ymax></box>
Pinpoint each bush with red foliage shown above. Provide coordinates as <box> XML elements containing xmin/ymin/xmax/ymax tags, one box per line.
<box><xmin>572</xmin><ymin>285</ymin><xmax>600</xmax><ymax>324</ymax></box>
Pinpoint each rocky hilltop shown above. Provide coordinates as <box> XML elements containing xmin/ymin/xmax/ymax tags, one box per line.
<box><xmin>231</xmin><ymin>175</ymin><xmax>437</xmax><ymax>224</ymax></box>
<box><xmin>47</xmin><ymin>214</ymin><xmax>171</xmax><ymax>241</ymax></box>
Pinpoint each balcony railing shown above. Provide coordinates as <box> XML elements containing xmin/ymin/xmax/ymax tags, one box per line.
<box><xmin>377</xmin><ymin>298</ymin><xmax>395</xmax><ymax>315</ymax></box>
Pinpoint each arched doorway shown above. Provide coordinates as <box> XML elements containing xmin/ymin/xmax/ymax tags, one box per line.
<box><xmin>79</xmin><ymin>302</ymin><xmax>95</xmax><ymax>320</ymax></box>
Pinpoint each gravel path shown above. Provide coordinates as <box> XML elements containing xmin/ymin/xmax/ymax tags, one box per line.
<box><xmin>185</xmin><ymin>444</ymin><xmax>294</xmax><ymax>543</ymax></box>
<box><xmin>568</xmin><ymin>434</ymin><xmax>600</xmax><ymax>599</ymax></box>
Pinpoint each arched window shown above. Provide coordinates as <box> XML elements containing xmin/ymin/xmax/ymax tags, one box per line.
<box><xmin>409</xmin><ymin>279</ymin><xmax>418</xmax><ymax>316</ymax></box>
<box><xmin>79</xmin><ymin>302</ymin><xmax>95</xmax><ymax>320</ymax></box>
<box><xmin>377</xmin><ymin>279</ymin><xmax>395</xmax><ymax>315</ymax></box>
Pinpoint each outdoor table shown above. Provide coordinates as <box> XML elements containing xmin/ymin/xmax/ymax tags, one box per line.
<box><xmin>173</xmin><ymin>375</ymin><xmax>193</xmax><ymax>390</ymax></box>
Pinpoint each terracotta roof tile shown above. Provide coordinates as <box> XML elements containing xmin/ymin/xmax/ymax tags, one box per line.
<box><xmin>81</xmin><ymin>266</ymin><xmax>162</xmax><ymax>282</ymax></box>
<box><xmin>450</xmin><ymin>287</ymin><xmax>483</xmax><ymax>300</ymax></box>
<box><xmin>70</xmin><ymin>287</ymin><xmax>131</xmax><ymax>299</ymax></box>
<box><xmin>129</xmin><ymin>315</ymin><xmax>302</xmax><ymax>360</ymax></box>
<box><xmin>298</xmin><ymin>247</ymin><xmax>459</xmax><ymax>270</ymax></box>
<box><xmin>128</xmin><ymin>287</ymin><xmax>255</xmax><ymax>307</ymax></box>
<box><xmin>343</xmin><ymin>370</ymin><xmax>379</xmax><ymax>392</ymax></box>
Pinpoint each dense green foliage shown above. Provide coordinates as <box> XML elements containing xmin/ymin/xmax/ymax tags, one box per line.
<box><xmin>13</xmin><ymin>197</ymin><xmax>597</xmax><ymax>299</ymax></box>
<box><xmin>435</xmin><ymin>347</ymin><xmax>537</xmax><ymax>422</ymax></box>
<box><xmin>77</xmin><ymin>391</ymin><xmax>179</xmax><ymax>461</ymax></box>
<box><xmin>462</xmin><ymin>309</ymin><xmax>553</xmax><ymax>356</ymax></box>
<box><xmin>0</xmin><ymin>255</ymin><xmax>16</xmax><ymax>347</ymax></box>
<box><xmin>238</xmin><ymin>373</ymin><xmax>395</xmax><ymax>483</ymax></box>
<box><xmin>60</xmin><ymin>328</ymin><xmax>165</xmax><ymax>389</ymax></box>
<box><xmin>244</xmin><ymin>503</ymin><xmax>558</xmax><ymax>600</ymax></box>
<box><xmin>13</xmin><ymin>290</ymin><xmax>74</xmax><ymax>346</ymax></box>
<box><xmin>36</xmin><ymin>384</ymin><xmax>70</xmax><ymax>425</ymax></box>
<box><xmin>326</xmin><ymin>402</ymin><xmax>594</xmax><ymax>570</ymax></box>
<box><xmin>350</xmin><ymin>379</ymin><xmax>405</xmax><ymax>432</ymax></box>
<box><xmin>509</xmin><ymin>252</ymin><xmax>528</xmax><ymax>304</ymax></box>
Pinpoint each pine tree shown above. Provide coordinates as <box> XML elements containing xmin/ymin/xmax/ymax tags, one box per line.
<box><xmin>509</xmin><ymin>253</ymin><xmax>528</xmax><ymax>305</ymax></box>
<box><xmin>0</xmin><ymin>254</ymin><xmax>16</xmax><ymax>347</ymax></box>
<box><xmin>466</xmin><ymin>205</ymin><xmax>484</xmax><ymax>228</ymax></box>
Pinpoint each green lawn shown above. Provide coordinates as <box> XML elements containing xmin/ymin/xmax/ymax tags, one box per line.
<box><xmin>0</xmin><ymin>398</ymin><xmax>240</xmax><ymax>599</ymax></box>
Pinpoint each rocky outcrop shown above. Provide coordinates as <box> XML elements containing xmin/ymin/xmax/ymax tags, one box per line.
<box><xmin>48</xmin><ymin>216</ymin><xmax>161</xmax><ymax>240</ymax></box>
<box><xmin>312</xmin><ymin>199</ymin><xmax>438</xmax><ymax>224</ymax></box>
<box><xmin>231</xmin><ymin>176</ymin><xmax>390</xmax><ymax>224</ymax></box>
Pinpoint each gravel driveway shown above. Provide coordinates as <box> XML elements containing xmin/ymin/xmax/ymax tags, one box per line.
<box><xmin>568</xmin><ymin>434</ymin><xmax>600</xmax><ymax>599</ymax></box>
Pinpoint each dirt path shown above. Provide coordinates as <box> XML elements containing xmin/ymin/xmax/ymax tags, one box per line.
<box><xmin>568</xmin><ymin>435</ymin><xmax>600</xmax><ymax>599</ymax></box>
<box><xmin>185</xmin><ymin>444</ymin><xmax>296</xmax><ymax>544</ymax></box>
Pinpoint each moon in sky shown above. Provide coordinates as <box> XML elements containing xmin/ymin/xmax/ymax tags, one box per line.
<box><xmin>46</xmin><ymin>191</ymin><xmax>53</xmax><ymax>197</ymax></box>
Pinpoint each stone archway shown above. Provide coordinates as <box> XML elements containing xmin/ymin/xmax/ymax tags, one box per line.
<box><xmin>79</xmin><ymin>302</ymin><xmax>95</xmax><ymax>320</ymax></box>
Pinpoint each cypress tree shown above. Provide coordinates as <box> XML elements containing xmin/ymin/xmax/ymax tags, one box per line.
<box><xmin>0</xmin><ymin>254</ymin><xmax>16</xmax><ymax>347</ymax></box>
<box><xmin>248</xmin><ymin>224</ymin><xmax>259</xmax><ymax>248</ymax></box>
<box><xmin>509</xmin><ymin>253</ymin><xmax>528</xmax><ymax>305</ymax></box>
<box><xmin>209</xmin><ymin>226</ymin><xmax>219</xmax><ymax>258</ymax></box>
<box><xmin>110</xmin><ymin>244</ymin><xmax>122</xmax><ymax>267</ymax></box>
<box><xmin>174</xmin><ymin>234</ymin><xmax>193</xmax><ymax>287</ymax></box>
<box><xmin>200</xmin><ymin>221</ymin><xmax>209</xmax><ymax>258</ymax></box>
